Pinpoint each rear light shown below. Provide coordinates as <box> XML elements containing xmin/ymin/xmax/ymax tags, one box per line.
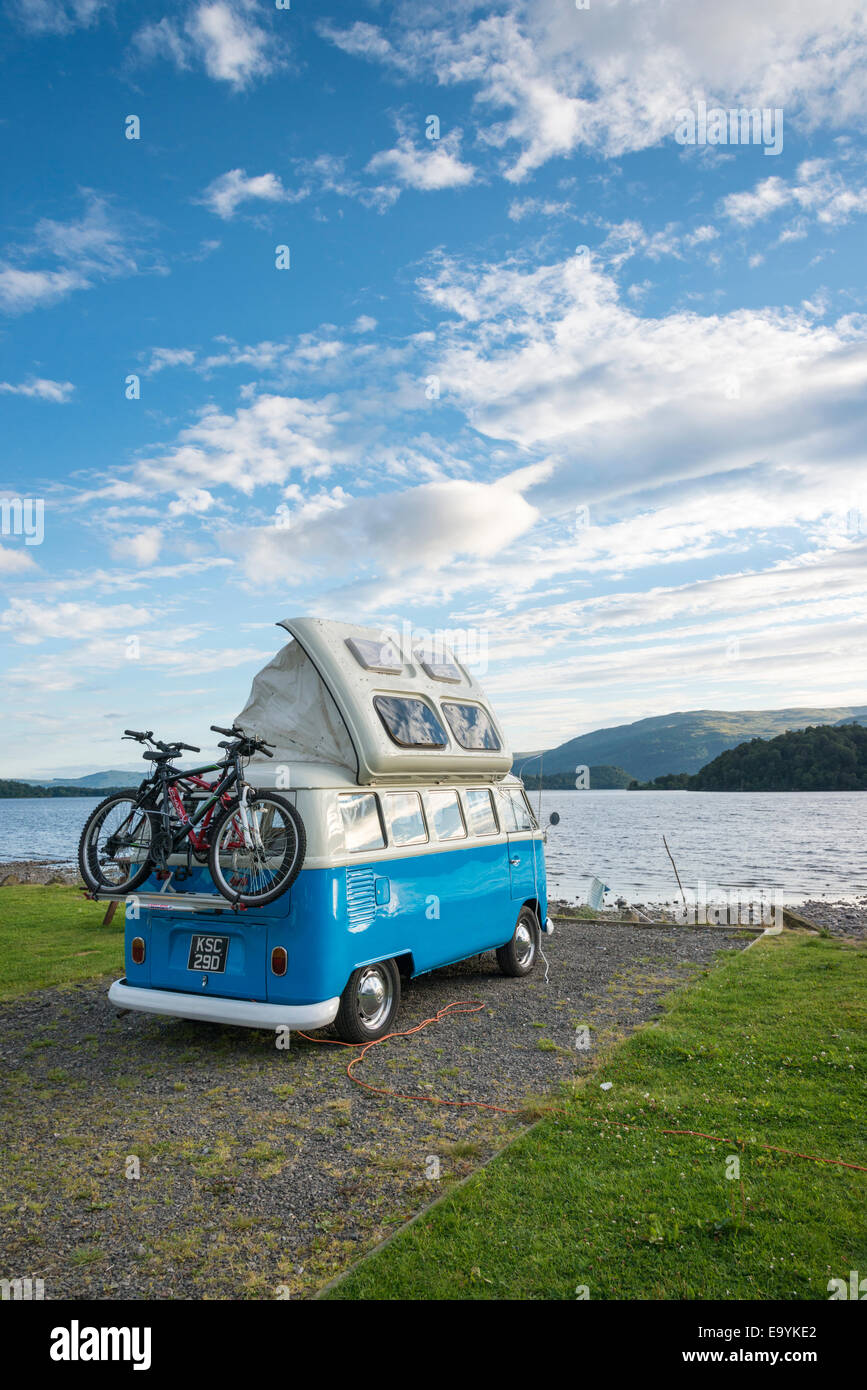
<box><xmin>131</xmin><ymin>937</ymin><xmax>146</xmax><ymax>964</ymax></box>
<box><xmin>271</xmin><ymin>947</ymin><xmax>287</xmax><ymax>976</ymax></box>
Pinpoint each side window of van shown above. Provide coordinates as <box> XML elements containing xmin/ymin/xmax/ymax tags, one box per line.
<box><xmin>464</xmin><ymin>787</ymin><xmax>499</xmax><ymax>836</ymax></box>
<box><xmin>496</xmin><ymin>786</ymin><xmax>533</xmax><ymax>832</ymax></box>
<box><xmin>426</xmin><ymin>789</ymin><xmax>467</xmax><ymax>841</ymax></box>
<box><xmin>339</xmin><ymin>793</ymin><xmax>386</xmax><ymax>853</ymax></box>
<box><xmin>385</xmin><ymin>791</ymin><xmax>428</xmax><ymax>846</ymax></box>
<box><xmin>509</xmin><ymin>787</ymin><xmax>535</xmax><ymax>830</ymax></box>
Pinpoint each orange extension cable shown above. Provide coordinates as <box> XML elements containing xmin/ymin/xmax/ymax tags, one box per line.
<box><xmin>297</xmin><ymin>1000</ymin><xmax>867</xmax><ymax>1173</ymax></box>
<box><xmin>298</xmin><ymin>999</ymin><xmax>521</xmax><ymax>1113</ymax></box>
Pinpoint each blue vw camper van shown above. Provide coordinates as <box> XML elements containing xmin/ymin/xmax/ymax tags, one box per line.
<box><xmin>108</xmin><ymin>618</ymin><xmax>551</xmax><ymax>1042</ymax></box>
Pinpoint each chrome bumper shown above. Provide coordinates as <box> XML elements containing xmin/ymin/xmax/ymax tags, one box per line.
<box><xmin>108</xmin><ymin>978</ymin><xmax>340</xmax><ymax>1032</ymax></box>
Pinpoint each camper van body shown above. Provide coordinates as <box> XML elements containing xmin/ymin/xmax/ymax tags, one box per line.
<box><xmin>108</xmin><ymin>619</ymin><xmax>549</xmax><ymax>1036</ymax></box>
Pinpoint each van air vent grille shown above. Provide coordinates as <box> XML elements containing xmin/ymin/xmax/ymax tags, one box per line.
<box><xmin>346</xmin><ymin>866</ymin><xmax>376</xmax><ymax>932</ymax></box>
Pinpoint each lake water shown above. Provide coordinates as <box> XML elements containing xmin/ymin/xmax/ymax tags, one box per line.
<box><xmin>1</xmin><ymin>791</ymin><xmax>865</xmax><ymax>904</ymax></box>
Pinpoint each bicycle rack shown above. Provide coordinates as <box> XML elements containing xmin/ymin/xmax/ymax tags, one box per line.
<box><xmin>83</xmin><ymin>875</ymin><xmax>246</xmax><ymax>914</ymax></box>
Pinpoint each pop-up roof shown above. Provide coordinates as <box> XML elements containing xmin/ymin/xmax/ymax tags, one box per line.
<box><xmin>235</xmin><ymin>616</ymin><xmax>511</xmax><ymax>785</ymax></box>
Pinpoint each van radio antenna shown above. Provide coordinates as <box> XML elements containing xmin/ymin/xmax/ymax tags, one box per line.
<box><xmin>516</xmin><ymin>751</ymin><xmax>545</xmax><ymax>819</ymax></box>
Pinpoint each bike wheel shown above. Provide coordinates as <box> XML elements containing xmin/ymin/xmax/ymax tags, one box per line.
<box><xmin>208</xmin><ymin>793</ymin><xmax>306</xmax><ymax>907</ymax></box>
<box><xmin>78</xmin><ymin>793</ymin><xmax>154</xmax><ymax>894</ymax></box>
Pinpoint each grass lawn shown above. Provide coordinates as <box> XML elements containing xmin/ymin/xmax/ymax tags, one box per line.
<box><xmin>325</xmin><ymin>932</ymin><xmax>866</xmax><ymax>1300</ymax></box>
<box><xmin>0</xmin><ymin>884</ymin><xmax>121</xmax><ymax>999</ymax></box>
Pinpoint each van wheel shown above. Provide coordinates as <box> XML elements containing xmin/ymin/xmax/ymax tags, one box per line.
<box><xmin>497</xmin><ymin>907</ymin><xmax>540</xmax><ymax>977</ymax></box>
<box><xmin>334</xmin><ymin>959</ymin><xmax>401</xmax><ymax>1043</ymax></box>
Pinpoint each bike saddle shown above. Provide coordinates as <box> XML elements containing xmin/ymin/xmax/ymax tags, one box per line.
<box><xmin>143</xmin><ymin>750</ymin><xmax>175</xmax><ymax>761</ymax></box>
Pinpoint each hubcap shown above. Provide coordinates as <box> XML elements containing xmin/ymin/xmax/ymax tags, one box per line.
<box><xmin>515</xmin><ymin>920</ymin><xmax>535</xmax><ymax>967</ymax></box>
<box><xmin>356</xmin><ymin>965</ymin><xmax>393</xmax><ymax>1030</ymax></box>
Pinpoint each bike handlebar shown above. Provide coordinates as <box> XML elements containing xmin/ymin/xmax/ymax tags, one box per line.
<box><xmin>213</xmin><ymin>725</ymin><xmax>275</xmax><ymax>757</ymax></box>
<box><xmin>123</xmin><ymin>729</ymin><xmax>199</xmax><ymax>753</ymax></box>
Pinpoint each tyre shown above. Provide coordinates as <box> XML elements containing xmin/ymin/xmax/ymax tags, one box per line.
<box><xmin>208</xmin><ymin>792</ymin><xmax>306</xmax><ymax>907</ymax></box>
<box><xmin>334</xmin><ymin>959</ymin><xmax>401</xmax><ymax>1043</ymax></box>
<box><xmin>496</xmin><ymin>905</ymin><xmax>540</xmax><ymax>977</ymax></box>
<box><xmin>78</xmin><ymin>794</ymin><xmax>154</xmax><ymax>894</ymax></box>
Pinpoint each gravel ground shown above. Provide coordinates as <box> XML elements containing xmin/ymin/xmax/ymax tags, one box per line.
<box><xmin>0</xmin><ymin>920</ymin><xmax>751</xmax><ymax>1300</ymax></box>
<box><xmin>790</xmin><ymin>897</ymin><xmax>867</xmax><ymax>940</ymax></box>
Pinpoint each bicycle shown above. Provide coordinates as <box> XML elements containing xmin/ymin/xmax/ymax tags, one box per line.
<box><xmin>77</xmin><ymin>726</ymin><xmax>305</xmax><ymax>908</ymax></box>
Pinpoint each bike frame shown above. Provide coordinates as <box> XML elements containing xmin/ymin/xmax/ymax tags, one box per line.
<box><xmin>143</xmin><ymin>756</ymin><xmax>250</xmax><ymax>858</ymax></box>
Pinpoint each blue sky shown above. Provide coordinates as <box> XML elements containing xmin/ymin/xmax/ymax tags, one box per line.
<box><xmin>1</xmin><ymin>0</ymin><xmax>866</xmax><ymax>777</ymax></box>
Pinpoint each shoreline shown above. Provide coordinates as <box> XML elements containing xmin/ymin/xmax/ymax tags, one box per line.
<box><xmin>2</xmin><ymin>864</ymin><xmax>865</xmax><ymax>938</ymax></box>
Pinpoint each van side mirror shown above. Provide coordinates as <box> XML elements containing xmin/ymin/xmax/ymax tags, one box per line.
<box><xmin>548</xmin><ymin>811</ymin><xmax>560</xmax><ymax>826</ymax></box>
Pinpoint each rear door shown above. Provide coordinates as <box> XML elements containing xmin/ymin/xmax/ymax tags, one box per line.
<box><xmin>144</xmin><ymin>899</ymin><xmax>269</xmax><ymax>1002</ymax></box>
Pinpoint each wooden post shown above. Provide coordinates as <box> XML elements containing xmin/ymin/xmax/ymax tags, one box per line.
<box><xmin>663</xmin><ymin>834</ymin><xmax>688</xmax><ymax>911</ymax></box>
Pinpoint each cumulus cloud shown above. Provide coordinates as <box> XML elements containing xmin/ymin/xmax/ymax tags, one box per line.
<box><xmin>415</xmin><ymin>248</ymin><xmax>867</xmax><ymax>523</ymax></box>
<box><xmin>236</xmin><ymin>473</ymin><xmax>540</xmax><ymax>587</ymax></box>
<box><xmin>366</xmin><ymin>130</ymin><xmax>475</xmax><ymax>193</ymax></box>
<box><xmin>133</xmin><ymin>393</ymin><xmax>342</xmax><ymax>496</ymax></box>
<box><xmin>321</xmin><ymin>1</ymin><xmax>867</xmax><ymax>176</ymax></box>
<box><xmin>132</xmin><ymin>1</ymin><xmax>278</xmax><ymax>90</ymax></box>
<box><xmin>722</xmin><ymin>158</ymin><xmax>867</xmax><ymax>228</ymax></box>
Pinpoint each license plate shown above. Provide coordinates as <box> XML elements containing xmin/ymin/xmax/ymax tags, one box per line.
<box><xmin>187</xmin><ymin>934</ymin><xmax>229</xmax><ymax>973</ymax></box>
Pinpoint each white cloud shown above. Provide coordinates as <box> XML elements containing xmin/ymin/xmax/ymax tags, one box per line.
<box><xmin>508</xmin><ymin>197</ymin><xmax>572</xmax><ymax>221</ymax></box>
<box><xmin>0</xmin><ymin>193</ymin><xmax>155</xmax><ymax>315</ymax></box>
<box><xmin>366</xmin><ymin>130</ymin><xmax>475</xmax><ymax>193</ymax></box>
<box><xmin>237</xmin><ymin>472</ymin><xmax>540</xmax><ymax>586</ymax></box>
<box><xmin>415</xmin><ymin>248</ymin><xmax>867</xmax><ymax>523</ymax></box>
<box><xmin>10</xmin><ymin>0</ymin><xmax>110</xmax><ymax>34</ymax></box>
<box><xmin>132</xmin><ymin>1</ymin><xmax>277</xmax><ymax>90</ymax></box>
<box><xmin>199</xmin><ymin>168</ymin><xmax>307</xmax><ymax>220</ymax></box>
<box><xmin>134</xmin><ymin>393</ymin><xmax>341</xmax><ymax>496</ymax></box>
<box><xmin>722</xmin><ymin>158</ymin><xmax>867</xmax><ymax>228</ymax></box>
<box><xmin>145</xmin><ymin>347</ymin><xmax>197</xmax><ymax>375</ymax></box>
<box><xmin>0</xmin><ymin>267</ymin><xmax>88</xmax><ymax>314</ymax></box>
<box><xmin>322</xmin><ymin>2</ymin><xmax>867</xmax><ymax>177</ymax></box>
<box><xmin>112</xmin><ymin>528</ymin><xmax>164</xmax><ymax>567</ymax></box>
<box><xmin>132</xmin><ymin>16</ymin><xmax>189</xmax><ymax>69</ymax></box>
<box><xmin>167</xmin><ymin>489</ymin><xmax>215</xmax><ymax>516</ymax></box>
<box><xmin>0</xmin><ymin>546</ymin><xmax>39</xmax><ymax>574</ymax></box>
<box><xmin>0</xmin><ymin>598</ymin><xmax>154</xmax><ymax>644</ymax></box>
<box><xmin>0</xmin><ymin>377</ymin><xmax>75</xmax><ymax>402</ymax></box>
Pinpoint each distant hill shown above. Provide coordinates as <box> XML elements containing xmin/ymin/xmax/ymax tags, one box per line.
<box><xmin>514</xmin><ymin>706</ymin><xmax>867</xmax><ymax>783</ymax></box>
<box><xmin>0</xmin><ymin>779</ymin><xmax>134</xmax><ymax>799</ymax></box>
<box><xmin>9</xmin><ymin>769</ymin><xmax>142</xmax><ymax>790</ymax></box>
<box><xmin>629</xmin><ymin>724</ymin><xmax>867</xmax><ymax>792</ymax></box>
<box><xmin>519</xmin><ymin>765</ymin><xmax>635</xmax><ymax>790</ymax></box>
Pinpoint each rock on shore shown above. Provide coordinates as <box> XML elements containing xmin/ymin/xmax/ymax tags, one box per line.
<box><xmin>0</xmin><ymin>859</ymin><xmax>80</xmax><ymax>886</ymax></box>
